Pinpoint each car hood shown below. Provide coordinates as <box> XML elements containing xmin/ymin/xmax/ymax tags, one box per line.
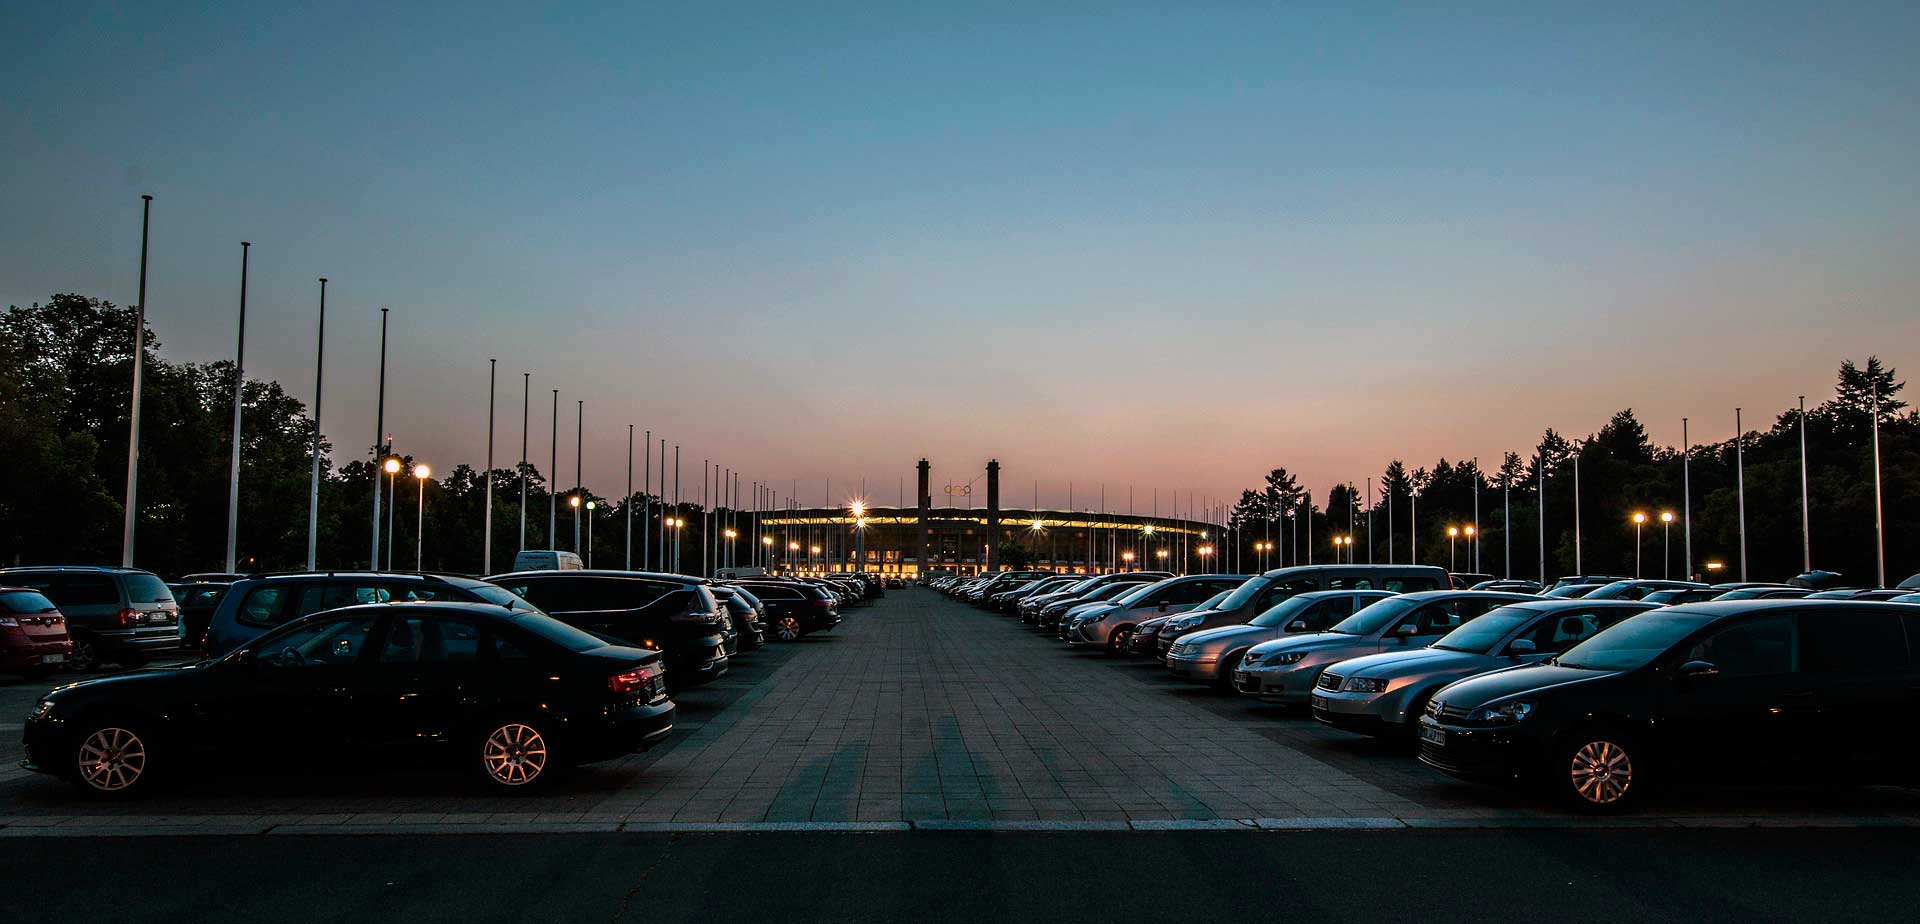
<box><xmin>1069</xmin><ymin>603</ymin><xmax>1118</xmax><ymax>621</ymax></box>
<box><xmin>1136</xmin><ymin>614</ymin><xmax>1175</xmax><ymax>631</ymax></box>
<box><xmin>1334</xmin><ymin>647</ymin><xmax>1490</xmax><ymax>679</ymax></box>
<box><xmin>1179</xmin><ymin>624</ymin><xmax>1269</xmax><ymax>647</ymax></box>
<box><xmin>1246</xmin><ymin>631</ymin><xmax>1359</xmax><ymax>655</ymax></box>
<box><xmin>1429</xmin><ymin>663</ymin><xmax>1613</xmax><ymax>709</ymax></box>
<box><xmin>47</xmin><ymin>660</ymin><xmax>208</xmax><ymax>699</ymax></box>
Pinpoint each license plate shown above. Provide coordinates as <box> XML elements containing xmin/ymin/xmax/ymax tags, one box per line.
<box><xmin>1233</xmin><ymin>671</ymin><xmax>1249</xmax><ymax>684</ymax></box>
<box><xmin>41</xmin><ymin>653</ymin><xmax>65</xmax><ymax>664</ymax></box>
<box><xmin>1310</xmin><ymin>693</ymin><xmax>1327</xmax><ymax>707</ymax></box>
<box><xmin>148</xmin><ymin>613</ymin><xmax>169</xmax><ymax>623</ymax></box>
<box><xmin>1419</xmin><ymin>726</ymin><xmax>1447</xmax><ymax>746</ymax></box>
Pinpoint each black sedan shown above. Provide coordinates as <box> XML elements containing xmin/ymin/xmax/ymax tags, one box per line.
<box><xmin>22</xmin><ymin>602</ymin><xmax>674</xmax><ymax>797</ymax></box>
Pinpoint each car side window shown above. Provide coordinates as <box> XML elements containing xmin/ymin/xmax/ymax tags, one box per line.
<box><xmin>1384</xmin><ymin>577</ymin><xmax>1442</xmax><ymax>592</ymax></box>
<box><xmin>1325</xmin><ymin>577</ymin><xmax>1375</xmax><ymax>590</ymax></box>
<box><xmin>1300</xmin><ymin>598</ymin><xmax>1352</xmax><ymax>629</ymax></box>
<box><xmin>1512</xmin><ymin>610</ymin><xmax>1602</xmax><ymax>654</ymax></box>
<box><xmin>256</xmin><ymin>615</ymin><xmax>377</xmax><ymax>669</ymax></box>
<box><xmin>1406</xmin><ymin>601</ymin><xmax>1476</xmax><ymax>634</ymax></box>
<box><xmin>1257</xmin><ymin>579</ymin><xmax>1316</xmax><ymax>610</ymax></box>
<box><xmin>1799</xmin><ymin>612</ymin><xmax>1908</xmax><ymax>674</ymax></box>
<box><xmin>380</xmin><ymin>615</ymin><xmax>485</xmax><ymax>665</ymax></box>
<box><xmin>1685</xmin><ymin>614</ymin><xmax>1798</xmax><ymax>678</ymax></box>
<box><xmin>236</xmin><ymin>586</ymin><xmax>292</xmax><ymax>628</ymax></box>
<box><xmin>296</xmin><ymin>583</ymin><xmax>395</xmax><ymax>618</ymax></box>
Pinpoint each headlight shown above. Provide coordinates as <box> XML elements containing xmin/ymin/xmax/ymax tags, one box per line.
<box><xmin>30</xmin><ymin>699</ymin><xmax>55</xmax><ymax>720</ymax></box>
<box><xmin>1175</xmin><ymin>617</ymin><xmax>1198</xmax><ymax>629</ymax></box>
<box><xmin>1271</xmin><ymin>651</ymin><xmax>1308</xmax><ymax>665</ymax></box>
<box><xmin>1345</xmin><ymin>677</ymin><xmax>1389</xmax><ymax>693</ymax></box>
<box><xmin>1468</xmin><ymin>701</ymin><xmax>1534</xmax><ymax>724</ymax></box>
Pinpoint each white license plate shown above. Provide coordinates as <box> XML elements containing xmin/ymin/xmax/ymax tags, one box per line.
<box><xmin>1310</xmin><ymin>693</ymin><xmax>1327</xmax><ymax>707</ymax></box>
<box><xmin>41</xmin><ymin>653</ymin><xmax>65</xmax><ymax>664</ymax></box>
<box><xmin>1419</xmin><ymin>726</ymin><xmax>1447</xmax><ymax>746</ymax></box>
<box><xmin>1233</xmin><ymin>671</ymin><xmax>1250</xmax><ymax>684</ymax></box>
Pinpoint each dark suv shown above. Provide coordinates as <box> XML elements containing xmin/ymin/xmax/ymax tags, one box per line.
<box><xmin>486</xmin><ymin>571</ymin><xmax>730</xmax><ymax>689</ymax></box>
<box><xmin>202</xmin><ymin>572</ymin><xmax>538</xmax><ymax>658</ymax></box>
<box><xmin>1418</xmin><ymin>600</ymin><xmax>1920</xmax><ymax>812</ymax></box>
<box><xmin>0</xmin><ymin>567</ymin><xmax>181</xmax><ymax>671</ymax></box>
<box><xmin>729</xmin><ymin>580</ymin><xmax>840</xmax><ymax>641</ymax></box>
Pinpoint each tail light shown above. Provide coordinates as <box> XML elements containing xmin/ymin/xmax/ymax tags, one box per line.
<box><xmin>116</xmin><ymin>608</ymin><xmax>142</xmax><ymax>626</ymax></box>
<box><xmin>812</xmin><ymin>599</ymin><xmax>834</xmax><ymax>609</ymax></box>
<box><xmin>608</xmin><ymin>661</ymin><xmax>666</xmax><ymax>695</ymax></box>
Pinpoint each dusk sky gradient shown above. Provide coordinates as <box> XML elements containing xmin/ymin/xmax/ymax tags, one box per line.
<box><xmin>3</xmin><ymin>2</ymin><xmax>1916</xmax><ymax>514</ymax></box>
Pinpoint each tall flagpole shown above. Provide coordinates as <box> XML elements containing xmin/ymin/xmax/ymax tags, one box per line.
<box><xmin>573</xmin><ymin>400</ymin><xmax>583</xmax><ymax>553</ymax></box>
<box><xmin>370</xmin><ymin>307</ymin><xmax>389</xmax><ymax>568</ymax></box>
<box><xmin>225</xmin><ymin>241</ymin><xmax>250</xmax><ymax>574</ymax></box>
<box><xmin>1681</xmin><ymin>418</ymin><xmax>1691</xmax><ymax>580</ymax></box>
<box><xmin>1798</xmin><ymin>395</ymin><xmax>1810</xmax><ymax>572</ymax></box>
<box><xmin>306</xmin><ymin>277</ymin><xmax>328</xmax><ymax>570</ymax></box>
<box><xmin>1872</xmin><ymin>384</ymin><xmax>1886</xmax><ymax>587</ymax></box>
<box><xmin>483</xmin><ymin>359</ymin><xmax>496</xmax><ymax>575</ymax></box>
<box><xmin>549</xmin><ymin>390</ymin><xmax>559</xmax><ymax>547</ymax></box>
<box><xmin>642</xmin><ymin>429</ymin><xmax>651</xmax><ymax>570</ymax></box>
<box><xmin>518</xmin><ymin>373</ymin><xmax>529</xmax><ymax>552</ymax></box>
<box><xmin>122</xmin><ymin>195</ymin><xmax>153</xmax><ymax>568</ymax></box>
<box><xmin>1735</xmin><ymin>407</ymin><xmax>1748</xmax><ymax>582</ymax></box>
<box><xmin>625</xmin><ymin>425</ymin><xmax>634</xmax><ymax>569</ymax></box>
<box><xmin>1471</xmin><ymin>458</ymin><xmax>1481</xmax><ymax>574</ymax></box>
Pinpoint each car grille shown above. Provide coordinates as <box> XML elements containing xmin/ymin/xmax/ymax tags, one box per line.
<box><xmin>1427</xmin><ymin>699</ymin><xmax>1471</xmax><ymax>721</ymax></box>
<box><xmin>1316</xmin><ymin>672</ymin><xmax>1343</xmax><ymax>692</ymax></box>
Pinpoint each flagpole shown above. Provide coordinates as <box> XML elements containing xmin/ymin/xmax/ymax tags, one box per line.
<box><xmin>225</xmin><ymin>241</ymin><xmax>250</xmax><ymax>574</ymax></box>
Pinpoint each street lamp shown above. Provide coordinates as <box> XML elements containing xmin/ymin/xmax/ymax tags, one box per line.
<box><xmin>412</xmin><ymin>463</ymin><xmax>431</xmax><ymax>571</ymax></box>
<box><xmin>383</xmin><ymin>457</ymin><xmax>402</xmax><ymax>570</ymax></box>
<box><xmin>1463</xmin><ymin>526</ymin><xmax>1476</xmax><ymax>571</ymax></box>
<box><xmin>1121</xmin><ymin>550</ymin><xmax>1136</xmax><ymax>571</ymax></box>
<box><xmin>1660</xmin><ymin>512</ymin><xmax>1675</xmax><ymax>579</ymax></box>
<box><xmin>1631</xmin><ymin>512</ymin><xmax>1647</xmax><ymax>578</ymax></box>
<box><xmin>810</xmin><ymin>545</ymin><xmax>821</xmax><ymax>575</ymax></box>
<box><xmin>570</xmin><ymin>495</ymin><xmax>583</xmax><ymax>554</ymax></box>
<box><xmin>1198</xmin><ymin>545</ymin><xmax>1214</xmax><ymax>570</ymax></box>
<box><xmin>1447</xmin><ymin>527</ymin><xmax>1459</xmax><ymax>572</ymax></box>
<box><xmin>585</xmin><ymin>500</ymin><xmax>596</xmax><ymax>567</ymax></box>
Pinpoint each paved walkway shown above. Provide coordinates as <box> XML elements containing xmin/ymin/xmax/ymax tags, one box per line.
<box><xmin>4</xmin><ymin>589</ymin><xmax>1919</xmax><ymax>833</ymax></box>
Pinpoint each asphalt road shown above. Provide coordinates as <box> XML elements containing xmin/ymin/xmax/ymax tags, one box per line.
<box><xmin>5</xmin><ymin>827</ymin><xmax>1917</xmax><ymax>923</ymax></box>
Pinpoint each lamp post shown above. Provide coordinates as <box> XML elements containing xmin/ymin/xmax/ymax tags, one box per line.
<box><xmin>1463</xmin><ymin>526</ymin><xmax>1476</xmax><ymax>572</ymax></box>
<box><xmin>585</xmin><ymin>500</ymin><xmax>596</xmax><ymax>567</ymax></box>
<box><xmin>383</xmin><ymin>457</ymin><xmax>401</xmax><ymax>569</ymax></box>
<box><xmin>1631</xmin><ymin>512</ymin><xmax>1647</xmax><ymax>578</ymax></box>
<box><xmin>413</xmin><ymin>463</ymin><xmax>431</xmax><ymax>571</ymax></box>
<box><xmin>1122</xmin><ymin>550</ymin><xmax>1136</xmax><ymax>571</ymax></box>
<box><xmin>1659</xmin><ymin>512</ymin><xmax>1675</xmax><ymax>580</ymax></box>
<box><xmin>810</xmin><ymin>545</ymin><xmax>822</xmax><ymax>575</ymax></box>
<box><xmin>1155</xmin><ymin>548</ymin><xmax>1170</xmax><ymax>569</ymax></box>
<box><xmin>1198</xmin><ymin>545</ymin><xmax>1214</xmax><ymax>570</ymax></box>
<box><xmin>851</xmin><ymin>500</ymin><xmax>867</xmax><ymax>574</ymax></box>
<box><xmin>788</xmin><ymin>540</ymin><xmax>800</xmax><ymax>575</ymax></box>
<box><xmin>1447</xmin><ymin>527</ymin><xmax>1459</xmax><ymax>572</ymax></box>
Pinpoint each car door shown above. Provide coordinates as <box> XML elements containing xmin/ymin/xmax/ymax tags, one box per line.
<box><xmin>1290</xmin><ymin>596</ymin><xmax>1363</xmax><ymax>633</ymax></box>
<box><xmin>359</xmin><ymin>611</ymin><xmax>493</xmax><ymax>754</ymax></box>
<box><xmin>217</xmin><ymin>613</ymin><xmax>380</xmax><ymax>756</ymax></box>
<box><xmin>1795</xmin><ymin>608</ymin><xmax>1914</xmax><ymax>772</ymax></box>
<box><xmin>1388</xmin><ymin>598</ymin><xmax>1501</xmax><ymax>649</ymax></box>
<box><xmin>1655</xmin><ymin>612</ymin><xmax>1814</xmax><ymax>778</ymax></box>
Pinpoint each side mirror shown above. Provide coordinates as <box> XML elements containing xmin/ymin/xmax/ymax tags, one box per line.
<box><xmin>1506</xmin><ymin>638</ymin><xmax>1537</xmax><ymax>655</ymax></box>
<box><xmin>1678</xmin><ymin>660</ymin><xmax>1720</xmax><ymax>679</ymax></box>
<box><xmin>224</xmin><ymin>648</ymin><xmax>254</xmax><ymax>668</ymax></box>
<box><xmin>1394</xmin><ymin>622</ymin><xmax>1420</xmax><ymax>636</ymax></box>
<box><xmin>1286</xmin><ymin>620</ymin><xmax>1309</xmax><ymax>632</ymax></box>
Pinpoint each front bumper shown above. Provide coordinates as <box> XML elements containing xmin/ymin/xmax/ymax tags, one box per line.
<box><xmin>1165</xmin><ymin>653</ymin><xmax>1222</xmax><ymax>681</ymax></box>
<box><xmin>1231</xmin><ymin>664</ymin><xmax>1320</xmax><ymax>703</ymax></box>
<box><xmin>1310</xmin><ymin>691</ymin><xmax>1398</xmax><ymax>733</ymax></box>
<box><xmin>1414</xmin><ymin>718</ymin><xmax>1538</xmax><ymax>782</ymax></box>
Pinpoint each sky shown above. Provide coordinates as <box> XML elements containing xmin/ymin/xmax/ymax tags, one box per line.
<box><xmin>3</xmin><ymin>2</ymin><xmax>1917</xmax><ymax>516</ymax></box>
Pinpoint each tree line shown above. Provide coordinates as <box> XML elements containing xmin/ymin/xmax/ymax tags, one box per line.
<box><xmin>1226</xmin><ymin>358</ymin><xmax>1915</xmax><ymax>585</ymax></box>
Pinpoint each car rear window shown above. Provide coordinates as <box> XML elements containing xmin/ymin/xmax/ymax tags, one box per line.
<box><xmin>508</xmin><ymin>613</ymin><xmax>610</xmax><ymax>653</ymax></box>
<box><xmin>123</xmin><ymin>573</ymin><xmax>174</xmax><ymax>604</ymax></box>
<box><xmin>0</xmin><ymin>590</ymin><xmax>58</xmax><ymax>614</ymax></box>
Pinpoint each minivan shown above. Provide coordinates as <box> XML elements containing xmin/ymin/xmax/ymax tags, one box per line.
<box><xmin>0</xmin><ymin>567</ymin><xmax>181</xmax><ymax>671</ymax></box>
<box><xmin>512</xmin><ymin>550</ymin><xmax>583</xmax><ymax>571</ymax></box>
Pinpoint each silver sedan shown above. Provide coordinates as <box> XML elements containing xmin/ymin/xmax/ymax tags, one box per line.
<box><xmin>1164</xmin><ymin>590</ymin><xmax>1392</xmax><ymax>684</ymax></box>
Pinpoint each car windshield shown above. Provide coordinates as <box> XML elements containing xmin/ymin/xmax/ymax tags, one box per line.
<box><xmin>1190</xmin><ymin>590</ymin><xmax>1231</xmax><ymax>613</ymax></box>
<box><xmin>1582</xmin><ymin>581</ymin><xmax>1638</xmax><ymax>600</ymax></box>
<box><xmin>1553</xmin><ymin>611</ymin><xmax>1714</xmax><ymax>671</ymax></box>
<box><xmin>1249</xmin><ymin>595</ymin><xmax>1319</xmax><ymax>628</ymax></box>
<box><xmin>1329</xmin><ymin>596</ymin><xmax>1422</xmax><ymax>635</ymax></box>
<box><xmin>1432</xmin><ymin>606</ymin><xmax>1539</xmax><ymax>653</ymax></box>
<box><xmin>1078</xmin><ymin>584</ymin><xmax>1131</xmax><ymax>603</ymax></box>
<box><xmin>1214</xmin><ymin>574</ymin><xmax>1272</xmax><ymax>612</ymax></box>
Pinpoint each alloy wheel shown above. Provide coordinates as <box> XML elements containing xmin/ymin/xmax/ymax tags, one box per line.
<box><xmin>76</xmin><ymin>726</ymin><xmax>147</xmax><ymax>792</ymax></box>
<box><xmin>776</xmin><ymin>616</ymin><xmax>802</xmax><ymax>641</ymax></box>
<box><xmin>68</xmin><ymin>638</ymin><xmax>97</xmax><ymax>672</ymax></box>
<box><xmin>482</xmin><ymin>723</ymin><xmax>549</xmax><ymax>786</ymax></box>
<box><xmin>1568</xmin><ymin>739</ymin><xmax>1634</xmax><ymax>806</ymax></box>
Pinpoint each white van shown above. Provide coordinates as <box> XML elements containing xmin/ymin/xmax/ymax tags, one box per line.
<box><xmin>714</xmin><ymin>567</ymin><xmax>769</xmax><ymax>580</ymax></box>
<box><xmin>511</xmin><ymin>550</ymin><xmax>584</xmax><ymax>572</ymax></box>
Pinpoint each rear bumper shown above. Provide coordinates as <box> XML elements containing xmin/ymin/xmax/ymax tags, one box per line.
<box><xmin>88</xmin><ymin>627</ymin><xmax>180</xmax><ymax>653</ymax></box>
<box><xmin>574</xmin><ymin>699</ymin><xmax>677</xmax><ymax>763</ymax></box>
<box><xmin>0</xmin><ymin>639</ymin><xmax>73</xmax><ymax>671</ymax></box>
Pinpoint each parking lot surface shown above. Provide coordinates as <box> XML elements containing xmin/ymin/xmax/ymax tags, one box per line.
<box><xmin>3</xmin><ymin>588</ymin><xmax>1918</xmax><ymax>829</ymax></box>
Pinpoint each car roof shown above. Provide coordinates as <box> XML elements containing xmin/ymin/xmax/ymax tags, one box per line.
<box><xmin>486</xmin><ymin>569</ymin><xmax>709</xmax><ymax>584</ymax></box>
<box><xmin>1498</xmin><ymin>598</ymin><xmax>1658</xmax><ymax>611</ymax></box>
<box><xmin>291</xmin><ymin>600</ymin><xmax>521</xmax><ymax>620</ymax></box>
<box><xmin>242</xmin><ymin>570</ymin><xmax>480</xmax><ymax>584</ymax></box>
<box><xmin>0</xmin><ymin>566</ymin><xmax>158</xmax><ymax>575</ymax></box>
<box><xmin>1392</xmin><ymin>590</ymin><xmax>1545</xmax><ymax>602</ymax></box>
<box><xmin>1655</xmin><ymin>598</ymin><xmax>1910</xmax><ymax>618</ymax></box>
<box><xmin>1259</xmin><ymin>563</ymin><xmax>1443</xmax><ymax>578</ymax></box>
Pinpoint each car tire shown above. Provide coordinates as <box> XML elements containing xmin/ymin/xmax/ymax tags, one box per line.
<box><xmin>1215</xmin><ymin>649</ymin><xmax>1250</xmax><ymax>689</ymax></box>
<box><xmin>68</xmin><ymin>718</ymin><xmax>159</xmax><ymax>799</ymax></box>
<box><xmin>474</xmin><ymin>716</ymin><xmax>558</xmax><ymax>792</ymax></box>
<box><xmin>67</xmin><ymin>637</ymin><xmax>100</xmax><ymax>673</ymax></box>
<box><xmin>1107</xmin><ymin>627</ymin><xmax>1133</xmax><ymax>655</ymax></box>
<box><xmin>773</xmin><ymin>615</ymin><xmax>804</xmax><ymax>642</ymax></box>
<box><xmin>1552</xmin><ymin>728</ymin><xmax>1645</xmax><ymax>814</ymax></box>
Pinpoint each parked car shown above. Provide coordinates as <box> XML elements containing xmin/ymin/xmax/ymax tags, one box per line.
<box><xmin>1417</xmin><ymin>600</ymin><xmax>1920</xmax><ymax>812</ymax></box>
<box><xmin>1709</xmin><ymin>586</ymin><xmax>1811</xmax><ymax>602</ymax></box>
<box><xmin>1449</xmin><ymin>573</ymin><xmax>1495</xmax><ymax>589</ymax></box>
<box><xmin>203</xmin><ymin>572</ymin><xmax>539</xmax><ymax>658</ymax></box>
<box><xmin>1805</xmin><ymin>589</ymin><xmax>1912</xmax><ymax>601</ymax></box>
<box><xmin>1156</xmin><ymin>565</ymin><xmax>1449</xmax><ymax>658</ymax></box>
<box><xmin>178</xmin><ymin>572</ymin><xmax>246</xmax><ymax>584</ymax></box>
<box><xmin>22</xmin><ymin>601</ymin><xmax>674</xmax><ymax>796</ymax></box>
<box><xmin>1164</xmin><ymin>590</ymin><xmax>1393</xmax><ymax>685</ymax></box>
<box><xmin>1129</xmin><ymin>590</ymin><xmax>1233</xmax><ymax>656</ymax></box>
<box><xmin>1584</xmin><ymin>580</ymin><xmax>1709</xmax><ymax>601</ymax></box>
<box><xmin>1069</xmin><ymin>574</ymin><xmax>1251</xmax><ymax>653</ymax></box>
<box><xmin>0</xmin><ymin>587</ymin><xmax>74</xmax><ymax>679</ymax></box>
<box><xmin>712</xmin><ymin>586</ymin><xmax>766</xmax><ymax>650</ymax></box>
<box><xmin>168</xmin><ymin>581</ymin><xmax>231</xmax><ymax>650</ymax></box>
<box><xmin>729</xmin><ymin>580</ymin><xmax>841</xmax><ymax>640</ymax></box>
<box><xmin>1469</xmin><ymin>579</ymin><xmax>1544</xmax><ymax>593</ymax></box>
<box><xmin>1027</xmin><ymin>573</ymin><xmax>1167</xmax><ymax>625</ymax></box>
<box><xmin>1639</xmin><ymin>588</ymin><xmax>1722</xmax><ymax>605</ymax></box>
<box><xmin>1311</xmin><ymin>599</ymin><xmax>1656</xmax><ymax>735</ymax></box>
<box><xmin>486</xmin><ymin>571</ymin><xmax>729</xmax><ymax>689</ymax></box>
<box><xmin>1551</xmin><ymin>575</ymin><xmax>1631</xmax><ymax>589</ymax></box>
<box><xmin>1037</xmin><ymin>577</ymin><xmax>1160</xmax><ymax>629</ymax></box>
<box><xmin>0</xmin><ymin>567</ymin><xmax>181</xmax><ymax>671</ymax></box>
<box><xmin>1541</xmin><ymin>583</ymin><xmax>1605</xmax><ymax>599</ymax></box>
<box><xmin>1231</xmin><ymin>591</ymin><xmax>1541</xmax><ymax>704</ymax></box>
<box><xmin>511</xmin><ymin>550</ymin><xmax>584</xmax><ymax>571</ymax></box>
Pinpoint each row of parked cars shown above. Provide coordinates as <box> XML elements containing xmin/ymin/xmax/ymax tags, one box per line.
<box><xmin>936</xmin><ymin>566</ymin><xmax>1920</xmax><ymax>812</ymax></box>
<box><xmin>1</xmin><ymin>561</ymin><xmax>885</xmax><ymax>798</ymax></box>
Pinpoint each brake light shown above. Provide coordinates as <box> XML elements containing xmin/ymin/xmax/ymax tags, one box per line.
<box><xmin>116</xmin><ymin>608</ymin><xmax>141</xmax><ymax>626</ymax></box>
<box><xmin>812</xmin><ymin>599</ymin><xmax>833</xmax><ymax>608</ymax></box>
<box><xmin>609</xmin><ymin>661</ymin><xmax>666</xmax><ymax>694</ymax></box>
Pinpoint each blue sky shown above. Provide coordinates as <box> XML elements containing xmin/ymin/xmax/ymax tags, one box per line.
<box><xmin>3</xmin><ymin>2</ymin><xmax>1916</xmax><ymax>512</ymax></box>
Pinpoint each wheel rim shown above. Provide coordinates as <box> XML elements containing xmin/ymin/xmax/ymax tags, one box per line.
<box><xmin>482</xmin><ymin>723</ymin><xmax>549</xmax><ymax>786</ymax></box>
<box><xmin>1569</xmin><ymin>739</ymin><xmax>1634</xmax><ymax>804</ymax></box>
<box><xmin>76</xmin><ymin>727</ymin><xmax>146</xmax><ymax>792</ymax></box>
<box><xmin>778</xmin><ymin>617</ymin><xmax>801</xmax><ymax>641</ymax></box>
<box><xmin>70</xmin><ymin>639</ymin><xmax>96</xmax><ymax>672</ymax></box>
<box><xmin>1110</xmin><ymin>629</ymin><xmax>1131</xmax><ymax>652</ymax></box>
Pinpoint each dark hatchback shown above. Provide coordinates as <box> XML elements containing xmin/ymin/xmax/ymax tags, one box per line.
<box><xmin>1417</xmin><ymin>600</ymin><xmax>1920</xmax><ymax>812</ymax></box>
<box><xmin>728</xmin><ymin>581</ymin><xmax>840</xmax><ymax>641</ymax></box>
<box><xmin>22</xmin><ymin>602</ymin><xmax>673</xmax><ymax>797</ymax></box>
<box><xmin>486</xmin><ymin>571</ymin><xmax>730</xmax><ymax>690</ymax></box>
